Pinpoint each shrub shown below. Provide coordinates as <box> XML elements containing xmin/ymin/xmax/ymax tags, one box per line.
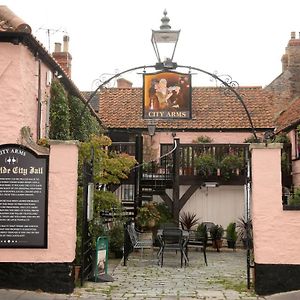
<box><xmin>288</xmin><ymin>187</ymin><xmax>300</xmax><ymax>205</ymax></box>
<box><xmin>226</xmin><ymin>222</ymin><xmax>237</xmax><ymax>242</ymax></box>
<box><xmin>179</xmin><ymin>211</ymin><xmax>199</xmax><ymax>231</ymax></box>
<box><xmin>195</xmin><ymin>154</ymin><xmax>218</xmax><ymax>177</ymax></box>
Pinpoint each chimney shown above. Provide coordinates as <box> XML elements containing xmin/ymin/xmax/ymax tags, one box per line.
<box><xmin>52</xmin><ymin>35</ymin><xmax>72</xmax><ymax>77</ymax></box>
<box><xmin>282</xmin><ymin>31</ymin><xmax>300</xmax><ymax>71</ymax></box>
<box><xmin>117</xmin><ymin>78</ymin><xmax>133</xmax><ymax>88</ymax></box>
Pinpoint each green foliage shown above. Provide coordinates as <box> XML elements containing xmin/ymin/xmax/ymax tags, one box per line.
<box><xmin>49</xmin><ymin>79</ymin><xmax>70</xmax><ymax>139</ymax></box>
<box><xmin>69</xmin><ymin>95</ymin><xmax>102</xmax><ymax>141</ymax></box>
<box><xmin>78</xmin><ymin>135</ymin><xmax>136</xmax><ymax>185</ymax></box>
<box><xmin>192</xmin><ymin>135</ymin><xmax>213</xmax><ymax>143</ymax></box>
<box><xmin>226</xmin><ymin>222</ymin><xmax>237</xmax><ymax>242</ymax></box>
<box><xmin>195</xmin><ymin>223</ymin><xmax>207</xmax><ymax>241</ymax></box>
<box><xmin>49</xmin><ymin>80</ymin><xmax>102</xmax><ymax>142</ymax></box>
<box><xmin>236</xmin><ymin>217</ymin><xmax>252</xmax><ymax>241</ymax></box>
<box><xmin>136</xmin><ymin>202</ymin><xmax>160</xmax><ymax>230</ymax></box>
<box><xmin>273</xmin><ymin>133</ymin><xmax>290</xmax><ymax>144</ymax></box>
<box><xmin>179</xmin><ymin>211</ymin><xmax>199</xmax><ymax>231</ymax></box>
<box><xmin>155</xmin><ymin>203</ymin><xmax>173</xmax><ymax>227</ymax></box>
<box><xmin>209</xmin><ymin>224</ymin><xmax>224</xmax><ymax>240</ymax></box>
<box><xmin>195</xmin><ymin>154</ymin><xmax>218</xmax><ymax>177</ymax></box>
<box><xmin>244</xmin><ymin>135</ymin><xmax>261</xmax><ymax>143</ymax></box>
<box><xmin>109</xmin><ymin>222</ymin><xmax>124</xmax><ymax>251</ymax></box>
<box><xmin>288</xmin><ymin>187</ymin><xmax>300</xmax><ymax>205</ymax></box>
<box><xmin>76</xmin><ymin>136</ymin><xmax>136</xmax><ymax>262</ymax></box>
<box><xmin>220</xmin><ymin>154</ymin><xmax>243</xmax><ymax>180</ymax></box>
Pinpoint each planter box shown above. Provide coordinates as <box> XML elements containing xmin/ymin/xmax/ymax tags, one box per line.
<box><xmin>283</xmin><ymin>204</ymin><xmax>300</xmax><ymax>210</ymax></box>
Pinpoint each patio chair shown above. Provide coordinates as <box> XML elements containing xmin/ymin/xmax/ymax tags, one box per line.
<box><xmin>187</xmin><ymin>227</ymin><xmax>208</xmax><ymax>266</ymax></box>
<box><xmin>126</xmin><ymin>223</ymin><xmax>153</xmax><ymax>257</ymax></box>
<box><xmin>159</xmin><ymin>228</ymin><xmax>188</xmax><ymax>267</ymax></box>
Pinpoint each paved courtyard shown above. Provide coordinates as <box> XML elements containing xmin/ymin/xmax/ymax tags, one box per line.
<box><xmin>75</xmin><ymin>247</ymin><xmax>264</xmax><ymax>299</ymax></box>
<box><xmin>2</xmin><ymin>248</ymin><xmax>299</xmax><ymax>299</ymax></box>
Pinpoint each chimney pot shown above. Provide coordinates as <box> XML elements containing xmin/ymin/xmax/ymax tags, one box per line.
<box><xmin>63</xmin><ymin>35</ymin><xmax>70</xmax><ymax>52</ymax></box>
<box><xmin>54</xmin><ymin>42</ymin><xmax>61</xmax><ymax>52</ymax></box>
<box><xmin>291</xmin><ymin>31</ymin><xmax>296</xmax><ymax>39</ymax></box>
<box><xmin>117</xmin><ymin>78</ymin><xmax>133</xmax><ymax>88</ymax></box>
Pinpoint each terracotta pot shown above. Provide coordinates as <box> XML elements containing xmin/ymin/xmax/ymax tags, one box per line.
<box><xmin>74</xmin><ymin>265</ymin><xmax>81</xmax><ymax>282</ymax></box>
<box><xmin>212</xmin><ymin>239</ymin><xmax>223</xmax><ymax>252</ymax></box>
<box><xmin>147</xmin><ymin>219</ymin><xmax>156</xmax><ymax>228</ymax></box>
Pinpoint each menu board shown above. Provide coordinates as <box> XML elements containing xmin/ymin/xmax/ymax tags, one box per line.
<box><xmin>0</xmin><ymin>144</ymin><xmax>48</xmax><ymax>248</ymax></box>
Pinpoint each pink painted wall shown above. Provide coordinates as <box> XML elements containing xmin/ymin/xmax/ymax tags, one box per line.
<box><xmin>251</xmin><ymin>144</ymin><xmax>300</xmax><ymax>264</ymax></box>
<box><xmin>0</xmin><ymin>42</ymin><xmax>51</xmax><ymax>144</ymax></box>
<box><xmin>0</xmin><ymin>142</ymin><xmax>78</xmax><ymax>262</ymax></box>
<box><xmin>155</xmin><ymin>131</ymin><xmax>254</xmax><ymax>145</ymax></box>
<box><xmin>0</xmin><ymin>42</ymin><xmax>79</xmax><ymax>262</ymax></box>
<box><xmin>286</xmin><ymin>130</ymin><xmax>300</xmax><ymax>187</ymax></box>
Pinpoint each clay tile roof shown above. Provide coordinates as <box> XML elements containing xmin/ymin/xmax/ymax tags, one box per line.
<box><xmin>0</xmin><ymin>5</ymin><xmax>31</xmax><ymax>33</ymax></box>
<box><xmin>98</xmin><ymin>86</ymin><xmax>275</xmax><ymax>130</ymax></box>
<box><xmin>275</xmin><ymin>97</ymin><xmax>300</xmax><ymax>132</ymax></box>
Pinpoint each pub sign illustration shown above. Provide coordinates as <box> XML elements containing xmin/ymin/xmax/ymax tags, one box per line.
<box><xmin>143</xmin><ymin>71</ymin><xmax>192</xmax><ymax>119</ymax></box>
<box><xmin>0</xmin><ymin>144</ymin><xmax>48</xmax><ymax>248</ymax></box>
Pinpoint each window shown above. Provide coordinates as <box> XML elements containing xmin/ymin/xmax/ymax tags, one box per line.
<box><xmin>296</xmin><ymin>128</ymin><xmax>300</xmax><ymax>159</ymax></box>
<box><xmin>121</xmin><ymin>184</ymin><xmax>134</xmax><ymax>201</ymax></box>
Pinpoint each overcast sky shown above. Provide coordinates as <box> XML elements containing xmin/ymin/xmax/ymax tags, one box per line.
<box><xmin>2</xmin><ymin>0</ymin><xmax>300</xmax><ymax>91</ymax></box>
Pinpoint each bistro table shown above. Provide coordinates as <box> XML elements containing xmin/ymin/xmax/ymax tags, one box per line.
<box><xmin>156</xmin><ymin>228</ymin><xmax>189</xmax><ymax>267</ymax></box>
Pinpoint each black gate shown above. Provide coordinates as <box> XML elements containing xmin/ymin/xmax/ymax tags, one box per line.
<box><xmin>80</xmin><ymin>158</ymin><xmax>94</xmax><ymax>286</ymax></box>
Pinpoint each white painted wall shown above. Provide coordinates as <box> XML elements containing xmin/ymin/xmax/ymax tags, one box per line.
<box><xmin>158</xmin><ymin>185</ymin><xmax>245</xmax><ymax>229</ymax></box>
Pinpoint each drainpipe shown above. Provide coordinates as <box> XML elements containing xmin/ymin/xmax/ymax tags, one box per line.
<box><xmin>36</xmin><ymin>58</ymin><xmax>42</xmax><ymax>140</ymax></box>
<box><xmin>172</xmin><ymin>137</ymin><xmax>180</xmax><ymax>224</ymax></box>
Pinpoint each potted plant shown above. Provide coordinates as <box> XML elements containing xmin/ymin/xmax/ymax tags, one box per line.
<box><xmin>220</xmin><ymin>153</ymin><xmax>243</xmax><ymax>180</ymax></box>
<box><xmin>192</xmin><ymin>135</ymin><xmax>213</xmax><ymax>144</ymax></box>
<box><xmin>136</xmin><ymin>202</ymin><xmax>160</xmax><ymax>231</ymax></box>
<box><xmin>287</xmin><ymin>187</ymin><xmax>300</xmax><ymax>207</ymax></box>
<box><xmin>179</xmin><ymin>211</ymin><xmax>199</xmax><ymax>231</ymax></box>
<box><xmin>226</xmin><ymin>222</ymin><xmax>237</xmax><ymax>249</ymax></box>
<box><xmin>209</xmin><ymin>224</ymin><xmax>224</xmax><ymax>252</ymax></box>
<box><xmin>195</xmin><ymin>222</ymin><xmax>207</xmax><ymax>242</ymax></box>
<box><xmin>195</xmin><ymin>153</ymin><xmax>218</xmax><ymax>178</ymax></box>
<box><xmin>236</xmin><ymin>216</ymin><xmax>253</xmax><ymax>249</ymax></box>
<box><xmin>108</xmin><ymin>222</ymin><xmax>124</xmax><ymax>258</ymax></box>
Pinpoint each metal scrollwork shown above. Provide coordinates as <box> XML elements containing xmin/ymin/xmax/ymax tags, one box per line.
<box><xmin>211</xmin><ymin>72</ymin><xmax>240</xmax><ymax>96</ymax></box>
<box><xmin>91</xmin><ymin>72</ymin><xmax>119</xmax><ymax>90</ymax></box>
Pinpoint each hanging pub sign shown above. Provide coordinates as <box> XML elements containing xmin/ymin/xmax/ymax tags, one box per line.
<box><xmin>0</xmin><ymin>144</ymin><xmax>48</xmax><ymax>248</ymax></box>
<box><xmin>143</xmin><ymin>71</ymin><xmax>192</xmax><ymax>119</ymax></box>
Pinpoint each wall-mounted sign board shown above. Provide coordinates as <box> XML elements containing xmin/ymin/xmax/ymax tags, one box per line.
<box><xmin>0</xmin><ymin>144</ymin><xmax>48</xmax><ymax>248</ymax></box>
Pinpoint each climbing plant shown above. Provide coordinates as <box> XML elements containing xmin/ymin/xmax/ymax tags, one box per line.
<box><xmin>68</xmin><ymin>95</ymin><xmax>102</xmax><ymax>141</ymax></box>
<box><xmin>49</xmin><ymin>79</ymin><xmax>70</xmax><ymax>140</ymax></box>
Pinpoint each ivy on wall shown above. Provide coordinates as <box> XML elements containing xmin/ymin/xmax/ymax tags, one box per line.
<box><xmin>49</xmin><ymin>79</ymin><xmax>71</xmax><ymax>140</ymax></box>
<box><xmin>68</xmin><ymin>95</ymin><xmax>102</xmax><ymax>141</ymax></box>
<box><xmin>49</xmin><ymin>79</ymin><xmax>102</xmax><ymax>141</ymax></box>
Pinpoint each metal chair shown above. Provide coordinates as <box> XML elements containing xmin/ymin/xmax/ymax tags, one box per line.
<box><xmin>126</xmin><ymin>223</ymin><xmax>153</xmax><ymax>257</ymax></box>
<box><xmin>187</xmin><ymin>226</ymin><xmax>208</xmax><ymax>266</ymax></box>
<box><xmin>159</xmin><ymin>228</ymin><xmax>188</xmax><ymax>267</ymax></box>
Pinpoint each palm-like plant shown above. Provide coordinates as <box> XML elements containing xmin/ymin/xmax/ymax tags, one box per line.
<box><xmin>179</xmin><ymin>211</ymin><xmax>199</xmax><ymax>231</ymax></box>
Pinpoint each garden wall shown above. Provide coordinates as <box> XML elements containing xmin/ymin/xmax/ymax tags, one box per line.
<box><xmin>251</xmin><ymin>143</ymin><xmax>300</xmax><ymax>295</ymax></box>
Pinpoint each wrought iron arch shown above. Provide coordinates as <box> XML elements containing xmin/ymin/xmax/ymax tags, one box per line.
<box><xmin>82</xmin><ymin>65</ymin><xmax>258</xmax><ymax>140</ymax></box>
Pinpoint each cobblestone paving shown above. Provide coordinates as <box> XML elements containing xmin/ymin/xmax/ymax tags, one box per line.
<box><xmin>74</xmin><ymin>248</ymin><xmax>266</xmax><ymax>299</ymax></box>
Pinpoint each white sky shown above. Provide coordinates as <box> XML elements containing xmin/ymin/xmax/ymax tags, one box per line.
<box><xmin>2</xmin><ymin>0</ymin><xmax>300</xmax><ymax>91</ymax></box>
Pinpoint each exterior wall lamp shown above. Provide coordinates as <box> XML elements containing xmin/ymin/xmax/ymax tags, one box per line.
<box><xmin>202</xmin><ymin>182</ymin><xmax>219</xmax><ymax>188</ymax></box>
<box><xmin>151</xmin><ymin>9</ymin><xmax>180</xmax><ymax>70</ymax></box>
<box><xmin>147</xmin><ymin>119</ymin><xmax>157</xmax><ymax>137</ymax></box>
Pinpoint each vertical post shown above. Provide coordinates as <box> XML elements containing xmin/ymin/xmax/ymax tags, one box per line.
<box><xmin>80</xmin><ymin>149</ymin><xmax>94</xmax><ymax>286</ymax></box>
<box><xmin>245</xmin><ymin>146</ymin><xmax>251</xmax><ymax>289</ymax></box>
<box><xmin>134</xmin><ymin>134</ymin><xmax>143</xmax><ymax>216</ymax></box>
<box><xmin>172</xmin><ymin>138</ymin><xmax>180</xmax><ymax>224</ymax></box>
